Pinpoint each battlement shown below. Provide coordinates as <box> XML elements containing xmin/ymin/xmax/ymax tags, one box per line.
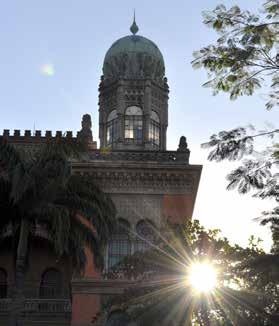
<box><xmin>2</xmin><ymin>129</ymin><xmax>76</xmax><ymax>139</ymax></box>
<box><xmin>0</xmin><ymin>129</ymin><xmax>97</xmax><ymax>149</ymax></box>
<box><xmin>0</xmin><ymin>114</ymin><xmax>97</xmax><ymax>149</ymax></box>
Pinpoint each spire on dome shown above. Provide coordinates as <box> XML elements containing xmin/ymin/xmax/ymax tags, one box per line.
<box><xmin>130</xmin><ymin>10</ymin><xmax>139</xmax><ymax>35</ymax></box>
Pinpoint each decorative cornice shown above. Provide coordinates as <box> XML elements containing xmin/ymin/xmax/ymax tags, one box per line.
<box><xmin>82</xmin><ymin>170</ymin><xmax>194</xmax><ymax>195</ymax></box>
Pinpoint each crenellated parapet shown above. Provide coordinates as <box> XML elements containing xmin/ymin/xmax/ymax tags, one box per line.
<box><xmin>0</xmin><ymin>129</ymin><xmax>96</xmax><ymax>148</ymax></box>
<box><xmin>0</xmin><ymin>114</ymin><xmax>97</xmax><ymax>150</ymax></box>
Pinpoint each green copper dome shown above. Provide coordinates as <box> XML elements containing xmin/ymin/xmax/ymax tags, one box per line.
<box><xmin>103</xmin><ymin>24</ymin><xmax>165</xmax><ymax>80</ymax></box>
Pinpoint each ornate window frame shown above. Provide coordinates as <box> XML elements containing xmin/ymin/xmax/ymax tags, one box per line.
<box><xmin>107</xmin><ymin>219</ymin><xmax>131</xmax><ymax>269</ymax></box>
<box><xmin>106</xmin><ymin>110</ymin><xmax>118</xmax><ymax>146</ymax></box>
<box><xmin>149</xmin><ymin>110</ymin><xmax>160</xmax><ymax>148</ymax></box>
<box><xmin>40</xmin><ymin>268</ymin><xmax>62</xmax><ymax>298</ymax></box>
<box><xmin>124</xmin><ymin>106</ymin><xmax>143</xmax><ymax>144</ymax></box>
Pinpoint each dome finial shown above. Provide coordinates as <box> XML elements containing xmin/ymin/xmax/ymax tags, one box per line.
<box><xmin>130</xmin><ymin>9</ymin><xmax>139</xmax><ymax>35</ymax></box>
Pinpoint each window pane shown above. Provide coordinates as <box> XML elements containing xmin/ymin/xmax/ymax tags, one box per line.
<box><xmin>107</xmin><ymin>110</ymin><xmax>117</xmax><ymax>121</ymax></box>
<box><xmin>150</xmin><ymin>110</ymin><xmax>160</xmax><ymax>123</ymax></box>
<box><xmin>108</xmin><ymin>220</ymin><xmax>131</xmax><ymax>269</ymax></box>
<box><xmin>149</xmin><ymin>112</ymin><xmax>160</xmax><ymax>147</ymax></box>
<box><xmin>124</xmin><ymin>117</ymin><xmax>143</xmax><ymax>143</ymax></box>
<box><xmin>126</xmin><ymin>106</ymin><xmax>142</xmax><ymax>116</ymax></box>
<box><xmin>107</xmin><ymin>118</ymin><xmax>118</xmax><ymax>145</ymax></box>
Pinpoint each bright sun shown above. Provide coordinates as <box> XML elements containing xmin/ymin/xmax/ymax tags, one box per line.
<box><xmin>188</xmin><ymin>262</ymin><xmax>217</xmax><ymax>293</ymax></box>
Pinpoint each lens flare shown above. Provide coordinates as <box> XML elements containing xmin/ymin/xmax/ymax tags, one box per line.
<box><xmin>40</xmin><ymin>64</ymin><xmax>55</xmax><ymax>76</ymax></box>
<box><xmin>188</xmin><ymin>262</ymin><xmax>217</xmax><ymax>293</ymax></box>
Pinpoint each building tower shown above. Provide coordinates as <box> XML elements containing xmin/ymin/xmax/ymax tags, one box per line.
<box><xmin>99</xmin><ymin>16</ymin><xmax>168</xmax><ymax>151</ymax></box>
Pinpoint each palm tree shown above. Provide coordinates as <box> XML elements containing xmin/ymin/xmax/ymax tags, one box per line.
<box><xmin>0</xmin><ymin>139</ymin><xmax>116</xmax><ymax>326</ymax></box>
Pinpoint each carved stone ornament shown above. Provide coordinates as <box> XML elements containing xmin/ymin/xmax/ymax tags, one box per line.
<box><xmin>82</xmin><ymin>170</ymin><xmax>194</xmax><ymax>195</ymax></box>
<box><xmin>78</xmin><ymin>114</ymin><xmax>93</xmax><ymax>142</ymax></box>
<box><xmin>177</xmin><ymin>136</ymin><xmax>188</xmax><ymax>152</ymax></box>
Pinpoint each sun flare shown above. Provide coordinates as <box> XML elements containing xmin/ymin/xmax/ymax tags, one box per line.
<box><xmin>40</xmin><ymin>63</ymin><xmax>55</xmax><ymax>76</ymax></box>
<box><xmin>188</xmin><ymin>262</ymin><xmax>217</xmax><ymax>293</ymax></box>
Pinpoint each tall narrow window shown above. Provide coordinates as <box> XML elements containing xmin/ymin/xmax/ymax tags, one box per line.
<box><xmin>149</xmin><ymin>110</ymin><xmax>160</xmax><ymax>148</ymax></box>
<box><xmin>106</xmin><ymin>110</ymin><xmax>118</xmax><ymax>146</ymax></box>
<box><xmin>124</xmin><ymin>106</ymin><xmax>143</xmax><ymax>144</ymax></box>
<box><xmin>108</xmin><ymin>219</ymin><xmax>131</xmax><ymax>269</ymax></box>
<box><xmin>135</xmin><ymin>220</ymin><xmax>156</xmax><ymax>253</ymax></box>
<box><xmin>40</xmin><ymin>268</ymin><xmax>62</xmax><ymax>298</ymax></box>
<box><xmin>0</xmin><ymin>269</ymin><xmax>7</xmax><ymax>298</ymax></box>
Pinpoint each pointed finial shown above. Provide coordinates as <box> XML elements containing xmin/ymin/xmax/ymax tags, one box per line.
<box><xmin>130</xmin><ymin>9</ymin><xmax>139</xmax><ymax>35</ymax></box>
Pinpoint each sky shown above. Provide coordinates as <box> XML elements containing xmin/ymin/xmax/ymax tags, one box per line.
<box><xmin>1</xmin><ymin>0</ymin><xmax>279</xmax><ymax>250</ymax></box>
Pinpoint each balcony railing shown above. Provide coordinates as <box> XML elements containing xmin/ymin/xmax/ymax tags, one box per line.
<box><xmin>24</xmin><ymin>299</ymin><xmax>72</xmax><ymax>313</ymax></box>
<box><xmin>0</xmin><ymin>298</ymin><xmax>71</xmax><ymax>314</ymax></box>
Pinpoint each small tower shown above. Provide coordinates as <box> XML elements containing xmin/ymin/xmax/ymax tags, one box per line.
<box><xmin>99</xmin><ymin>16</ymin><xmax>169</xmax><ymax>151</ymax></box>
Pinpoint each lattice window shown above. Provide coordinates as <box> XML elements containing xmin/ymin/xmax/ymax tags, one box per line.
<box><xmin>135</xmin><ymin>220</ymin><xmax>156</xmax><ymax>252</ymax></box>
<box><xmin>124</xmin><ymin>106</ymin><xmax>143</xmax><ymax>144</ymax></box>
<box><xmin>40</xmin><ymin>268</ymin><xmax>62</xmax><ymax>298</ymax></box>
<box><xmin>106</xmin><ymin>110</ymin><xmax>118</xmax><ymax>146</ymax></box>
<box><xmin>0</xmin><ymin>269</ymin><xmax>7</xmax><ymax>298</ymax></box>
<box><xmin>108</xmin><ymin>219</ymin><xmax>131</xmax><ymax>269</ymax></box>
<box><xmin>149</xmin><ymin>110</ymin><xmax>160</xmax><ymax>148</ymax></box>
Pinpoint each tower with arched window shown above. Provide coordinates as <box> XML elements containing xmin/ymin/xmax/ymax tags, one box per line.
<box><xmin>99</xmin><ymin>18</ymin><xmax>168</xmax><ymax>151</ymax></box>
<box><xmin>69</xmin><ymin>18</ymin><xmax>202</xmax><ymax>325</ymax></box>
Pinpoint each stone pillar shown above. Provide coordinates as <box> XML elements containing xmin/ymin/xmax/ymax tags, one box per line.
<box><xmin>161</xmin><ymin>124</ymin><xmax>167</xmax><ymax>151</ymax></box>
<box><xmin>118</xmin><ymin>113</ymin><xmax>124</xmax><ymax>146</ymax></box>
<box><xmin>117</xmin><ymin>80</ymin><xmax>125</xmax><ymax>147</ymax></box>
<box><xmin>143</xmin><ymin>80</ymin><xmax>152</xmax><ymax>147</ymax></box>
<box><xmin>99</xmin><ymin>122</ymin><xmax>105</xmax><ymax>148</ymax></box>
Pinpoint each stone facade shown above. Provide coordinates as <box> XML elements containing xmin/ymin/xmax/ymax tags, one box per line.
<box><xmin>0</xmin><ymin>20</ymin><xmax>202</xmax><ymax>326</ymax></box>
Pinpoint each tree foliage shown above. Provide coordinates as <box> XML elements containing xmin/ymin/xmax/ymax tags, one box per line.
<box><xmin>193</xmin><ymin>1</ymin><xmax>279</xmax><ymax>269</ymax></box>
<box><xmin>94</xmin><ymin>220</ymin><xmax>279</xmax><ymax>326</ymax></box>
<box><xmin>0</xmin><ymin>140</ymin><xmax>116</xmax><ymax>270</ymax></box>
<box><xmin>192</xmin><ymin>1</ymin><xmax>279</xmax><ymax>109</ymax></box>
<box><xmin>0</xmin><ymin>139</ymin><xmax>116</xmax><ymax>326</ymax></box>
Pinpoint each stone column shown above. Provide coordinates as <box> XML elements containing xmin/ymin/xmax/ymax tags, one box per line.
<box><xmin>99</xmin><ymin>122</ymin><xmax>105</xmax><ymax>148</ymax></box>
<box><xmin>117</xmin><ymin>80</ymin><xmax>125</xmax><ymax>147</ymax></box>
<box><xmin>161</xmin><ymin>124</ymin><xmax>167</xmax><ymax>151</ymax></box>
<box><xmin>143</xmin><ymin>80</ymin><xmax>152</xmax><ymax>147</ymax></box>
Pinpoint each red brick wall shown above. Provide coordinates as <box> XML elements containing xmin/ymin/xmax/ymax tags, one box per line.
<box><xmin>163</xmin><ymin>194</ymin><xmax>194</xmax><ymax>224</ymax></box>
<box><xmin>71</xmin><ymin>247</ymin><xmax>101</xmax><ymax>326</ymax></box>
<box><xmin>71</xmin><ymin>294</ymin><xmax>101</xmax><ymax>326</ymax></box>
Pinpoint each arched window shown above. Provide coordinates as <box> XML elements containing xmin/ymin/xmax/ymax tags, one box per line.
<box><xmin>108</xmin><ymin>219</ymin><xmax>131</xmax><ymax>269</ymax></box>
<box><xmin>124</xmin><ymin>106</ymin><xmax>143</xmax><ymax>144</ymax></box>
<box><xmin>0</xmin><ymin>269</ymin><xmax>7</xmax><ymax>298</ymax></box>
<box><xmin>106</xmin><ymin>110</ymin><xmax>118</xmax><ymax>146</ymax></box>
<box><xmin>40</xmin><ymin>268</ymin><xmax>62</xmax><ymax>298</ymax></box>
<box><xmin>149</xmin><ymin>110</ymin><xmax>160</xmax><ymax>148</ymax></box>
<box><xmin>135</xmin><ymin>220</ymin><xmax>156</xmax><ymax>253</ymax></box>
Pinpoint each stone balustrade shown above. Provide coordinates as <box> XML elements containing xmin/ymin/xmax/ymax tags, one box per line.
<box><xmin>24</xmin><ymin>299</ymin><xmax>72</xmax><ymax>313</ymax></box>
<box><xmin>0</xmin><ymin>298</ymin><xmax>71</xmax><ymax>314</ymax></box>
